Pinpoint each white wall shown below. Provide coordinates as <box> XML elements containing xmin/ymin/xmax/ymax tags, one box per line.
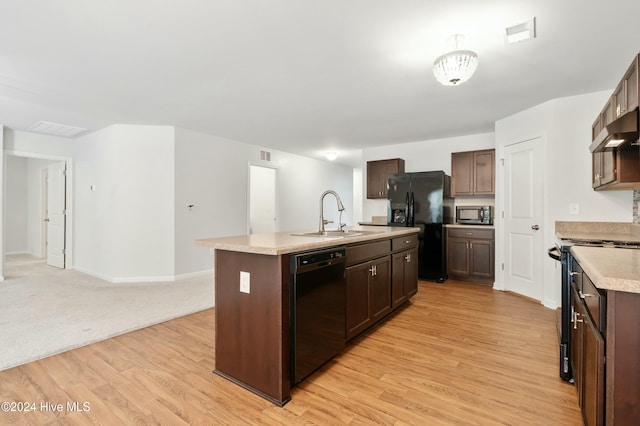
<box><xmin>495</xmin><ymin>90</ymin><xmax>634</xmax><ymax>308</ymax></box>
<box><xmin>174</xmin><ymin>127</ymin><xmax>354</xmax><ymax>276</ymax></box>
<box><xmin>3</xmin><ymin>129</ymin><xmax>75</xmax><ymax>157</ymax></box>
<box><xmin>4</xmin><ymin>156</ymin><xmax>28</xmax><ymax>253</ymax></box>
<box><xmin>74</xmin><ymin>124</ymin><xmax>175</xmax><ymax>282</ymax></box>
<box><xmin>2</xmin><ymin>124</ymin><xmax>354</xmax><ymax>282</ymax></box>
<box><xmin>174</xmin><ymin>128</ymin><xmax>253</xmax><ymax>277</ymax></box>
<box><xmin>276</xmin><ymin>152</ymin><xmax>354</xmax><ymax>232</ymax></box>
<box><xmin>361</xmin><ymin>133</ymin><xmax>495</xmax><ymax>221</ymax></box>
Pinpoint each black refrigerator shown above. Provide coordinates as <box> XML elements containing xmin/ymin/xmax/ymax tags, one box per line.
<box><xmin>387</xmin><ymin>171</ymin><xmax>453</xmax><ymax>282</ymax></box>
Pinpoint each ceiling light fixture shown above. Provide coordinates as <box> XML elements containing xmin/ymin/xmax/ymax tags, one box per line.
<box><xmin>433</xmin><ymin>34</ymin><xmax>478</xmax><ymax>86</ymax></box>
<box><xmin>505</xmin><ymin>17</ymin><xmax>536</xmax><ymax>44</ymax></box>
<box><xmin>325</xmin><ymin>151</ymin><xmax>337</xmax><ymax>161</ymax></box>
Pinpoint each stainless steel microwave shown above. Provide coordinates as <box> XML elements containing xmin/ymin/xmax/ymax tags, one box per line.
<box><xmin>456</xmin><ymin>205</ymin><xmax>493</xmax><ymax>225</ymax></box>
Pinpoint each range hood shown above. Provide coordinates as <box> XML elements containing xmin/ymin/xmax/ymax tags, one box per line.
<box><xmin>589</xmin><ymin>108</ymin><xmax>639</xmax><ymax>153</ymax></box>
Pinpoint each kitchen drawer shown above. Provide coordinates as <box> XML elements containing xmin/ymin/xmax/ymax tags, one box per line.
<box><xmin>582</xmin><ymin>274</ymin><xmax>607</xmax><ymax>333</ymax></box>
<box><xmin>392</xmin><ymin>234</ymin><xmax>418</xmax><ymax>252</ymax></box>
<box><xmin>570</xmin><ymin>257</ymin><xmax>583</xmax><ymax>292</ymax></box>
<box><xmin>447</xmin><ymin>228</ymin><xmax>494</xmax><ymax>240</ymax></box>
<box><xmin>346</xmin><ymin>240</ymin><xmax>390</xmax><ymax>266</ymax></box>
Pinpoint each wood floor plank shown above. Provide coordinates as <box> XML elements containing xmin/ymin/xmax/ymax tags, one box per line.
<box><xmin>0</xmin><ymin>281</ymin><xmax>583</xmax><ymax>425</ymax></box>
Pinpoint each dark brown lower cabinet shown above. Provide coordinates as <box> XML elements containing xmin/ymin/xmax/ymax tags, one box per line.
<box><xmin>345</xmin><ymin>256</ymin><xmax>391</xmax><ymax>341</ymax></box>
<box><xmin>446</xmin><ymin>227</ymin><xmax>494</xmax><ymax>284</ymax></box>
<box><xmin>391</xmin><ymin>247</ymin><xmax>418</xmax><ymax>309</ymax></box>
<box><xmin>582</xmin><ymin>313</ymin><xmax>605</xmax><ymax>426</ymax></box>
<box><xmin>346</xmin><ymin>236</ymin><xmax>418</xmax><ymax>342</ymax></box>
<box><xmin>571</xmin><ymin>282</ymin><xmax>605</xmax><ymax>426</ymax></box>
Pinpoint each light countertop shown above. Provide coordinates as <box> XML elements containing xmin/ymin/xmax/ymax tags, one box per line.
<box><xmin>555</xmin><ymin>221</ymin><xmax>640</xmax><ymax>243</ymax></box>
<box><xmin>195</xmin><ymin>226</ymin><xmax>420</xmax><ymax>256</ymax></box>
<box><xmin>570</xmin><ymin>246</ymin><xmax>640</xmax><ymax>294</ymax></box>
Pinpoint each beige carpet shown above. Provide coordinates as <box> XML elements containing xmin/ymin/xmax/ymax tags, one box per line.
<box><xmin>0</xmin><ymin>254</ymin><xmax>213</xmax><ymax>371</ymax></box>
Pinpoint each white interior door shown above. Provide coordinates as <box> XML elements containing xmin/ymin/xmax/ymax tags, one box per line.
<box><xmin>46</xmin><ymin>162</ymin><xmax>66</xmax><ymax>268</ymax></box>
<box><xmin>249</xmin><ymin>165</ymin><xmax>277</xmax><ymax>234</ymax></box>
<box><xmin>503</xmin><ymin>138</ymin><xmax>544</xmax><ymax>300</ymax></box>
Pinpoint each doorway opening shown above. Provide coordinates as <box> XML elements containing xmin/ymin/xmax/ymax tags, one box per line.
<box><xmin>248</xmin><ymin>164</ymin><xmax>278</xmax><ymax>234</ymax></box>
<box><xmin>3</xmin><ymin>151</ymin><xmax>73</xmax><ymax>278</ymax></box>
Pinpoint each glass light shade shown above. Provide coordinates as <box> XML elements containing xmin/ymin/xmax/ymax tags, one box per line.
<box><xmin>433</xmin><ymin>50</ymin><xmax>478</xmax><ymax>86</ymax></box>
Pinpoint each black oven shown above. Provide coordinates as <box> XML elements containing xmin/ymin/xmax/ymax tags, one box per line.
<box><xmin>548</xmin><ymin>244</ymin><xmax>573</xmax><ymax>382</ymax></box>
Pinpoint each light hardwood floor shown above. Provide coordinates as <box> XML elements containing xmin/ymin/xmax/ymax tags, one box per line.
<box><xmin>0</xmin><ymin>280</ymin><xmax>582</xmax><ymax>425</ymax></box>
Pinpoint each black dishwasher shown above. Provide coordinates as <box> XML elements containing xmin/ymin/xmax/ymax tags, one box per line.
<box><xmin>290</xmin><ymin>246</ymin><xmax>346</xmax><ymax>385</ymax></box>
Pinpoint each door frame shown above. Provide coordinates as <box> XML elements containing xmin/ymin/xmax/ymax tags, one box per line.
<box><xmin>2</xmin><ymin>150</ymin><xmax>74</xmax><ymax>270</ymax></box>
<box><xmin>495</xmin><ymin>132</ymin><xmax>552</xmax><ymax>307</ymax></box>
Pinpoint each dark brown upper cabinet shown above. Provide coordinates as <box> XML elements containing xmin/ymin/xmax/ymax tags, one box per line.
<box><xmin>451</xmin><ymin>149</ymin><xmax>495</xmax><ymax>196</ymax></box>
<box><xmin>591</xmin><ymin>54</ymin><xmax>640</xmax><ymax>191</ymax></box>
<box><xmin>366</xmin><ymin>158</ymin><xmax>405</xmax><ymax>199</ymax></box>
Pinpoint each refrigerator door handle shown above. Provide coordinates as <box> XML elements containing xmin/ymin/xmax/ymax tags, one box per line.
<box><xmin>409</xmin><ymin>192</ymin><xmax>415</xmax><ymax>226</ymax></box>
<box><xmin>404</xmin><ymin>192</ymin><xmax>410</xmax><ymax>226</ymax></box>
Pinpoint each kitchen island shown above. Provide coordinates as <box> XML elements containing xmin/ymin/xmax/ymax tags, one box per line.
<box><xmin>196</xmin><ymin>226</ymin><xmax>420</xmax><ymax>405</ymax></box>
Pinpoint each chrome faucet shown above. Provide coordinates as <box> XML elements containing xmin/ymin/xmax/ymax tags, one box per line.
<box><xmin>319</xmin><ymin>190</ymin><xmax>346</xmax><ymax>233</ymax></box>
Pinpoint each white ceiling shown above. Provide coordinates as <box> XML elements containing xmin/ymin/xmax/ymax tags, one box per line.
<box><xmin>1</xmin><ymin>1</ymin><xmax>639</xmax><ymax>166</ymax></box>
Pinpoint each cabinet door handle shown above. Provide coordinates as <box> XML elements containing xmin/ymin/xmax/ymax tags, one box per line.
<box><xmin>571</xmin><ymin>305</ymin><xmax>575</xmax><ymax>322</ymax></box>
<box><xmin>570</xmin><ymin>272</ymin><xmax>579</xmax><ymax>276</ymax></box>
<box><xmin>405</xmin><ymin>254</ymin><xmax>411</xmax><ymax>262</ymax></box>
<box><xmin>470</xmin><ymin>243</ymin><xmax>473</xmax><ymax>249</ymax></box>
<box><xmin>579</xmin><ymin>290</ymin><xmax>593</xmax><ymax>299</ymax></box>
<box><xmin>369</xmin><ymin>265</ymin><xmax>377</xmax><ymax>276</ymax></box>
<box><xmin>573</xmin><ymin>311</ymin><xmax>583</xmax><ymax>329</ymax></box>
<box><xmin>531</xmin><ymin>225</ymin><xmax>540</xmax><ymax>231</ymax></box>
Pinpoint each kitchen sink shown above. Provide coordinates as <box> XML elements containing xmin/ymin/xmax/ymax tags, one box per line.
<box><xmin>291</xmin><ymin>229</ymin><xmax>380</xmax><ymax>238</ymax></box>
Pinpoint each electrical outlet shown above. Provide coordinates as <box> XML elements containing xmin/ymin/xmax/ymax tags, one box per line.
<box><xmin>240</xmin><ymin>271</ymin><xmax>250</xmax><ymax>294</ymax></box>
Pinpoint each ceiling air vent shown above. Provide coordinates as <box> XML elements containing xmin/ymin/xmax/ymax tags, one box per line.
<box><xmin>29</xmin><ymin>121</ymin><xmax>88</xmax><ymax>137</ymax></box>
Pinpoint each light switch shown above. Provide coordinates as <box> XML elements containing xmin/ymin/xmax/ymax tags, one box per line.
<box><xmin>240</xmin><ymin>271</ymin><xmax>250</xmax><ymax>294</ymax></box>
<box><xmin>569</xmin><ymin>203</ymin><xmax>580</xmax><ymax>215</ymax></box>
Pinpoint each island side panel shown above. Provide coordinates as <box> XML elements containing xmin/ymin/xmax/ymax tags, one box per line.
<box><xmin>214</xmin><ymin>249</ymin><xmax>291</xmax><ymax>406</ymax></box>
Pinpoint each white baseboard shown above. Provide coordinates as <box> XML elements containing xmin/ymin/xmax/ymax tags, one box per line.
<box><xmin>72</xmin><ymin>266</ymin><xmax>114</xmax><ymax>283</ymax></box>
<box><xmin>174</xmin><ymin>269</ymin><xmax>213</xmax><ymax>281</ymax></box>
<box><xmin>5</xmin><ymin>250</ymin><xmax>30</xmax><ymax>256</ymax></box>
<box><xmin>111</xmin><ymin>275</ymin><xmax>176</xmax><ymax>283</ymax></box>
<box><xmin>73</xmin><ymin>266</ymin><xmax>212</xmax><ymax>284</ymax></box>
